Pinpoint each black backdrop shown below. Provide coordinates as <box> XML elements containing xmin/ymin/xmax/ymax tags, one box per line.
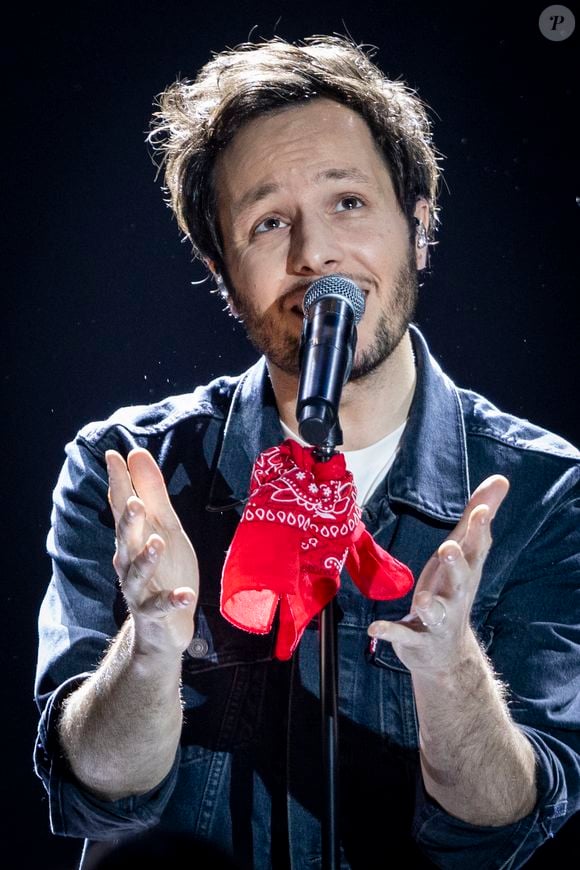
<box><xmin>4</xmin><ymin>1</ymin><xmax>578</xmax><ymax>865</ymax></box>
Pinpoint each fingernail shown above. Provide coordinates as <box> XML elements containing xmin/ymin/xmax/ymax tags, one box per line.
<box><xmin>368</xmin><ymin>623</ymin><xmax>389</xmax><ymax>640</ymax></box>
<box><xmin>443</xmin><ymin>548</ymin><xmax>458</xmax><ymax>562</ymax></box>
<box><xmin>148</xmin><ymin>545</ymin><xmax>158</xmax><ymax>559</ymax></box>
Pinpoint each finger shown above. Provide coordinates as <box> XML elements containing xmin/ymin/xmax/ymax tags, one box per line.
<box><xmin>368</xmin><ymin>619</ymin><xmax>421</xmax><ymax>643</ymax></box>
<box><xmin>126</xmin><ymin>449</ymin><xmax>181</xmax><ymax>528</ymax></box>
<box><xmin>112</xmin><ymin>496</ymin><xmax>146</xmax><ymax>578</ymax></box>
<box><xmin>447</xmin><ymin>474</ymin><xmax>509</xmax><ymax>544</ymax></box>
<box><xmin>412</xmin><ymin>591</ymin><xmax>448</xmax><ymax>630</ymax></box>
<box><xmin>106</xmin><ymin>450</ymin><xmax>136</xmax><ymax>523</ymax></box>
<box><xmin>461</xmin><ymin>503</ymin><xmax>493</xmax><ymax>569</ymax></box>
<box><xmin>139</xmin><ymin>586</ymin><xmax>197</xmax><ymax>617</ymax></box>
<box><xmin>435</xmin><ymin>538</ymin><xmax>470</xmax><ymax>590</ymax></box>
<box><xmin>411</xmin><ymin>538</ymin><xmax>472</xmax><ymax>615</ymax></box>
<box><xmin>121</xmin><ymin>534</ymin><xmax>165</xmax><ymax>607</ymax></box>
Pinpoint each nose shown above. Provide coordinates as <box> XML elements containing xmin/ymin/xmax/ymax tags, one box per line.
<box><xmin>287</xmin><ymin>214</ymin><xmax>343</xmax><ymax>276</ymax></box>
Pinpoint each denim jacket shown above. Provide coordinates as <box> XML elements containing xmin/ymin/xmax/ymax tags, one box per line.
<box><xmin>34</xmin><ymin>325</ymin><xmax>580</xmax><ymax>869</ymax></box>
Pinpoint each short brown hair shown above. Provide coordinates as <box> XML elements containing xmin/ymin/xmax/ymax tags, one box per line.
<box><xmin>149</xmin><ymin>35</ymin><xmax>442</xmax><ymax>273</ymax></box>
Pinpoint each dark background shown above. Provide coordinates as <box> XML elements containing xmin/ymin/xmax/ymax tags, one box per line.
<box><xmin>4</xmin><ymin>0</ymin><xmax>578</xmax><ymax>864</ymax></box>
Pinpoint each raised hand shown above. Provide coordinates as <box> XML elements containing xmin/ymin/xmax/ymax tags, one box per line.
<box><xmin>106</xmin><ymin>447</ymin><xmax>199</xmax><ymax>655</ymax></box>
<box><xmin>368</xmin><ymin>474</ymin><xmax>510</xmax><ymax>673</ymax></box>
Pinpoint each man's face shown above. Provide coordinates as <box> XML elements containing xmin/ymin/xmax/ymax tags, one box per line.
<box><xmin>214</xmin><ymin>98</ymin><xmax>423</xmax><ymax>380</ymax></box>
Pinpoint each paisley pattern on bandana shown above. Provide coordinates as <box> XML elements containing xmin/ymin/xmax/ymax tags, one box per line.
<box><xmin>220</xmin><ymin>439</ymin><xmax>414</xmax><ymax>659</ymax></box>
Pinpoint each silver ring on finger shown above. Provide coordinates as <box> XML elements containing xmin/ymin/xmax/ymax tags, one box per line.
<box><xmin>419</xmin><ymin>598</ymin><xmax>447</xmax><ymax>628</ymax></box>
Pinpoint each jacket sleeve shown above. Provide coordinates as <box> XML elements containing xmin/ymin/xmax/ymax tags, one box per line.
<box><xmin>413</xmin><ymin>463</ymin><xmax>580</xmax><ymax>868</ymax></box>
<box><xmin>34</xmin><ymin>428</ymin><xmax>180</xmax><ymax>839</ymax></box>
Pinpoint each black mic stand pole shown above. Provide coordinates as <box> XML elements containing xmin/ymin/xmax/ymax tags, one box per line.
<box><xmin>312</xmin><ymin>422</ymin><xmax>343</xmax><ymax>870</ymax></box>
<box><xmin>296</xmin><ymin>277</ymin><xmax>364</xmax><ymax>870</ymax></box>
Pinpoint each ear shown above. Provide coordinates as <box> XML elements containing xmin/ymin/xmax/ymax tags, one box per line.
<box><xmin>204</xmin><ymin>258</ymin><xmax>240</xmax><ymax>318</ymax></box>
<box><xmin>222</xmin><ymin>287</ymin><xmax>240</xmax><ymax>319</ymax></box>
<box><xmin>413</xmin><ymin>199</ymin><xmax>430</xmax><ymax>271</ymax></box>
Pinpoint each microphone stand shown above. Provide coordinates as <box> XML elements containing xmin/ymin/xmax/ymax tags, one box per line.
<box><xmin>312</xmin><ymin>424</ymin><xmax>342</xmax><ymax>870</ymax></box>
<box><xmin>296</xmin><ymin>276</ymin><xmax>364</xmax><ymax>869</ymax></box>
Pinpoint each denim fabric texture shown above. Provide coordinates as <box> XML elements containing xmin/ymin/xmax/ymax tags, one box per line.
<box><xmin>34</xmin><ymin>325</ymin><xmax>580</xmax><ymax>869</ymax></box>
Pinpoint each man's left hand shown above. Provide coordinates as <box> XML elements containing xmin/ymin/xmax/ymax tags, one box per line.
<box><xmin>368</xmin><ymin>474</ymin><xmax>510</xmax><ymax>673</ymax></box>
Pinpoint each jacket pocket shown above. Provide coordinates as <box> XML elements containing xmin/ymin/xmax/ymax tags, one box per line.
<box><xmin>371</xmin><ymin>640</ymin><xmax>420</xmax><ymax>750</ymax></box>
<box><xmin>180</xmin><ymin>605</ymin><xmax>274</xmax><ymax>759</ymax></box>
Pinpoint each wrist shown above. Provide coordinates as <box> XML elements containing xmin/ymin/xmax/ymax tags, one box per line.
<box><xmin>411</xmin><ymin>628</ymin><xmax>485</xmax><ymax>686</ymax></box>
<box><xmin>126</xmin><ymin>616</ymin><xmax>185</xmax><ymax>677</ymax></box>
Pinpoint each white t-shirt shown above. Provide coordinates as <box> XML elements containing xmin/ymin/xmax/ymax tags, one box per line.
<box><xmin>280</xmin><ymin>419</ymin><xmax>406</xmax><ymax>506</ymax></box>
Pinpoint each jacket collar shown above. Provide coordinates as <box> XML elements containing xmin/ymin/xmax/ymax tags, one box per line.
<box><xmin>206</xmin><ymin>325</ymin><xmax>470</xmax><ymax>522</ymax></box>
<box><xmin>386</xmin><ymin>325</ymin><xmax>470</xmax><ymax>523</ymax></box>
<box><xmin>206</xmin><ymin>356</ymin><xmax>282</xmax><ymax>512</ymax></box>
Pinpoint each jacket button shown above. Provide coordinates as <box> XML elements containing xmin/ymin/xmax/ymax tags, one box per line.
<box><xmin>187</xmin><ymin>637</ymin><xmax>209</xmax><ymax>658</ymax></box>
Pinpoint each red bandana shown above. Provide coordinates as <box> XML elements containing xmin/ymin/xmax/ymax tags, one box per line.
<box><xmin>220</xmin><ymin>438</ymin><xmax>414</xmax><ymax>659</ymax></box>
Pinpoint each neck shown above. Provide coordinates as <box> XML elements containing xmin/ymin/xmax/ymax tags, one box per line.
<box><xmin>268</xmin><ymin>329</ymin><xmax>417</xmax><ymax>452</ymax></box>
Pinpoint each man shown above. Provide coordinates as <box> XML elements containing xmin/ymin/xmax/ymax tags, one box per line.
<box><xmin>34</xmin><ymin>36</ymin><xmax>580</xmax><ymax>868</ymax></box>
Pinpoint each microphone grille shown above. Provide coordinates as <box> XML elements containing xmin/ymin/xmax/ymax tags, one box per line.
<box><xmin>303</xmin><ymin>275</ymin><xmax>365</xmax><ymax>324</ymax></box>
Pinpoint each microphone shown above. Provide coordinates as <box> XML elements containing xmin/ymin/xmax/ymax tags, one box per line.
<box><xmin>296</xmin><ymin>275</ymin><xmax>366</xmax><ymax>446</ymax></box>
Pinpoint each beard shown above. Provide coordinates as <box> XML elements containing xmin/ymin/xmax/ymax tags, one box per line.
<box><xmin>230</xmin><ymin>247</ymin><xmax>418</xmax><ymax>381</ymax></box>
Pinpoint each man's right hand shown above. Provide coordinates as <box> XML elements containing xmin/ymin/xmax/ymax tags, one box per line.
<box><xmin>106</xmin><ymin>447</ymin><xmax>199</xmax><ymax>655</ymax></box>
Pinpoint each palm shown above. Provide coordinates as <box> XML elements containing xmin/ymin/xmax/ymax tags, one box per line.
<box><xmin>135</xmin><ymin>504</ymin><xmax>199</xmax><ymax>598</ymax></box>
<box><xmin>107</xmin><ymin>448</ymin><xmax>199</xmax><ymax>649</ymax></box>
<box><xmin>373</xmin><ymin>475</ymin><xmax>510</xmax><ymax>673</ymax></box>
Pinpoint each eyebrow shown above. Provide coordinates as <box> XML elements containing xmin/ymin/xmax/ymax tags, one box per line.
<box><xmin>231</xmin><ymin>167</ymin><xmax>373</xmax><ymax>221</ymax></box>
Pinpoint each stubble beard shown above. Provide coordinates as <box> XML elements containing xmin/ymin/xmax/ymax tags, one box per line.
<box><xmin>231</xmin><ymin>249</ymin><xmax>419</xmax><ymax>382</ymax></box>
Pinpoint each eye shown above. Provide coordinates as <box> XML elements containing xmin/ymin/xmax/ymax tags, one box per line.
<box><xmin>335</xmin><ymin>195</ymin><xmax>364</xmax><ymax>212</ymax></box>
<box><xmin>253</xmin><ymin>216</ymin><xmax>289</xmax><ymax>235</ymax></box>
